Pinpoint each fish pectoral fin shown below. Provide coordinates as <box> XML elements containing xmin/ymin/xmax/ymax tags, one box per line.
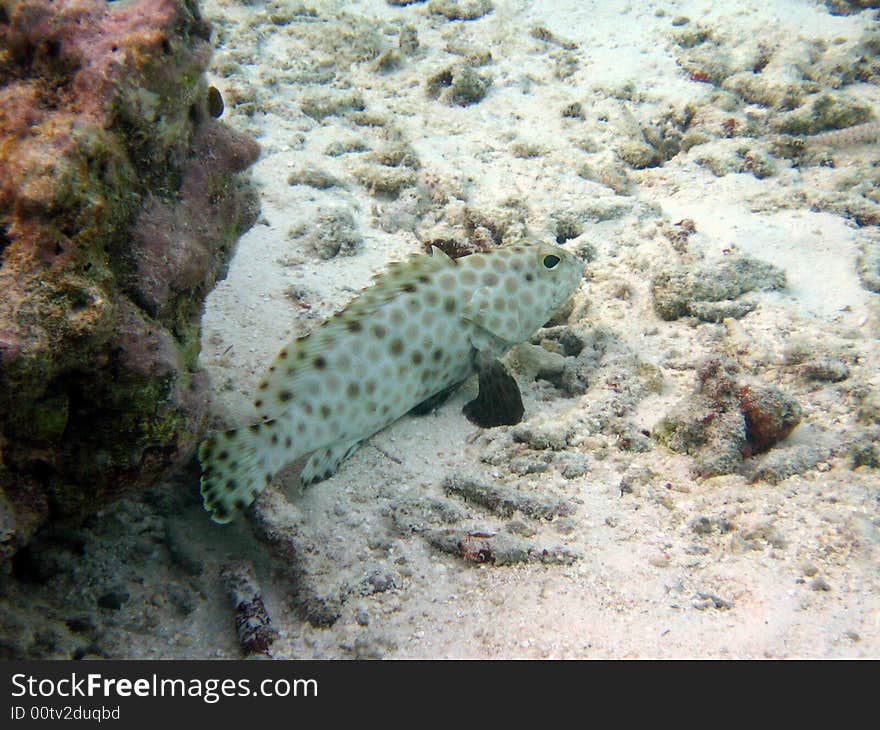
<box><xmin>300</xmin><ymin>437</ymin><xmax>362</xmax><ymax>487</ymax></box>
<box><xmin>462</xmin><ymin>358</ymin><xmax>525</xmax><ymax>428</ymax></box>
<box><xmin>467</xmin><ymin>321</ymin><xmax>514</xmax><ymax>363</ymax></box>
<box><xmin>461</xmin><ymin>287</ymin><xmax>494</xmax><ymax>329</ymax></box>
<box><xmin>465</xmin><ymin>295</ymin><xmax>521</xmax><ymax>358</ymax></box>
<box><xmin>409</xmin><ymin>382</ymin><xmax>462</xmax><ymax>416</ymax></box>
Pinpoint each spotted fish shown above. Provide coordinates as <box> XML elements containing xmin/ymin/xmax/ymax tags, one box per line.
<box><xmin>199</xmin><ymin>243</ymin><xmax>585</xmax><ymax>523</ymax></box>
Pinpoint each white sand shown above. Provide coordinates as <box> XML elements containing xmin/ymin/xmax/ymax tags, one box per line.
<box><xmin>187</xmin><ymin>0</ymin><xmax>880</xmax><ymax>658</ymax></box>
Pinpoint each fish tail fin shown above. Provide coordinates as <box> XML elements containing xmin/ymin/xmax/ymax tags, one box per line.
<box><xmin>199</xmin><ymin>424</ymin><xmax>275</xmax><ymax>524</ymax></box>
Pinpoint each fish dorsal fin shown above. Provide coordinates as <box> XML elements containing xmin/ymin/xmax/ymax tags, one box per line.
<box><xmin>252</xmin><ymin>249</ymin><xmax>454</xmax><ymax>418</ymax></box>
<box><xmin>429</xmin><ymin>245</ymin><xmax>453</xmax><ymax>263</ymax></box>
<box><xmin>345</xmin><ymin>247</ymin><xmax>453</xmax><ymax>318</ymax></box>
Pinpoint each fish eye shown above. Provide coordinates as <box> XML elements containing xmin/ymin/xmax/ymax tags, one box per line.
<box><xmin>543</xmin><ymin>254</ymin><xmax>561</xmax><ymax>269</ymax></box>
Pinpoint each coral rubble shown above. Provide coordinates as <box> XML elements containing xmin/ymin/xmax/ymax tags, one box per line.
<box><xmin>651</xmin><ymin>256</ymin><xmax>786</xmax><ymax>322</ymax></box>
<box><xmin>0</xmin><ymin>0</ymin><xmax>259</xmax><ymax>558</ymax></box>
<box><xmin>654</xmin><ymin>357</ymin><xmax>802</xmax><ymax>478</ymax></box>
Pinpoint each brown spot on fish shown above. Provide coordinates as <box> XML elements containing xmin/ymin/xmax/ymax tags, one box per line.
<box><xmin>390</xmin><ymin>338</ymin><xmax>404</xmax><ymax>356</ymax></box>
<box><xmin>314</xmin><ymin>356</ymin><xmax>327</xmax><ymax>370</ymax></box>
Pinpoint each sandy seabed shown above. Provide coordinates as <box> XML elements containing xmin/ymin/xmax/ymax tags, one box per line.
<box><xmin>3</xmin><ymin>0</ymin><xmax>879</xmax><ymax>659</ymax></box>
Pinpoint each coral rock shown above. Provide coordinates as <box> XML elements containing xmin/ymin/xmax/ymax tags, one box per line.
<box><xmin>654</xmin><ymin>357</ymin><xmax>802</xmax><ymax>478</ymax></box>
<box><xmin>652</xmin><ymin>255</ymin><xmax>786</xmax><ymax>322</ymax></box>
<box><xmin>0</xmin><ymin>0</ymin><xmax>259</xmax><ymax>558</ymax></box>
<box><xmin>736</xmin><ymin>384</ymin><xmax>802</xmax><ymax>455</ymax></box>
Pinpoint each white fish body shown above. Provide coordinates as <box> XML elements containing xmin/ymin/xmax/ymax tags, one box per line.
<box><xmin>199</xmin><ymin>243</ymin><xmax>584</xmax><ymax>523</ymax></box>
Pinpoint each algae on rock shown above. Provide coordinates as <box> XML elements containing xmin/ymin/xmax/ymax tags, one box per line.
<box><xmin>0</xmin><ymin>0</ymin><xmax>260</xmax><ymax>557</ymax></box>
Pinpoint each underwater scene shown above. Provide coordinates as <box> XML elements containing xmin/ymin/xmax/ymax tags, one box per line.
<box><xmin>0</xmin><ymin>0</ymin><xmax>878</xmax><ymax>659</ymax></box>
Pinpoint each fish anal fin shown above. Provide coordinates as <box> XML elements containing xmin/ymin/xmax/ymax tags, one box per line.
<box><xmin>300</xmin><ymin>438</ymin><xmax>362</xmax><ymax>486</ymax></box>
